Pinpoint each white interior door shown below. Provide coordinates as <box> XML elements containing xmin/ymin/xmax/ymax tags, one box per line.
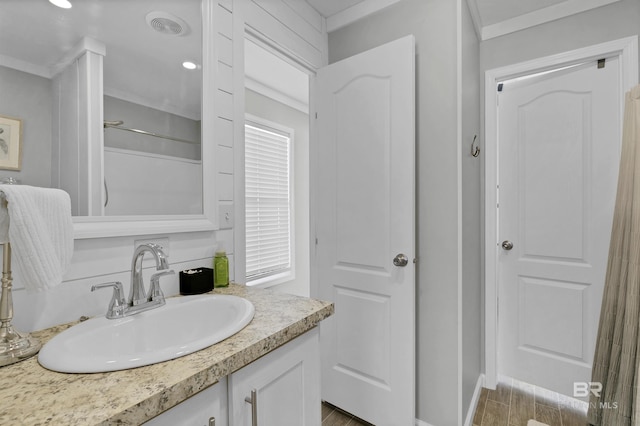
<box><xmin>315</xmin><ymin>36</ymin><xmax>415</xmax><ymax>425</ymax></box>
<box><xmin>497</xmin><ymin>57</ymin><xmax>621</xmax><ymax>396</ymax></box>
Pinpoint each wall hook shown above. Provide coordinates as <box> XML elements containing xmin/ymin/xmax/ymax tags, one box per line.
<box><xmin>471</xmin><ymin>134</ymin><xmax>480</xmax><ymax>157</ymax></box>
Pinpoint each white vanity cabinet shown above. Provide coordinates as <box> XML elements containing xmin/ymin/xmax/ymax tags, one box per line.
<box><xmin>229</xmin><ymin>327</ymin><xmax>321</xmax><ymax>426</ymax></box>
<box><xmin>144</xmin><ymin>378</ymin><xmax>228</xmax><ymax>426</ymax></box>
<box><xmin>145</xmin><ymin>327</ymin><xmax>320</xmax><ymax>426</ymax></box>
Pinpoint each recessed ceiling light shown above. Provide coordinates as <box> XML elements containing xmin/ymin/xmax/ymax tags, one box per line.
<box><xmin>49</xmin><ymin>0</ymin><xmax>72</xmax><ymax>9</ymax></box>
<box><xmin>182</xmin><ymin>61</ymin><xmax>198</xmax><ymax>70</ymax></box>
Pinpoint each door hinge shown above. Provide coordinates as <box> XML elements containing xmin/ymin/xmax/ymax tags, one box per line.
<box><xmin>497</xmin><ymin>83</ymin><xmax>504</xmax><ymax>92</ymax></box>
<box><xmin>315</xmin><ymin>112</ymin><xmax>318</xmax><ymax>119</ymax></box>
<box><xmin>598</xmin><ymin>58</ymin><xmax>606</xmax><ymax>69</ymax></box>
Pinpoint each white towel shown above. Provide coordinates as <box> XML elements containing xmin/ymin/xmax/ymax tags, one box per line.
<box><xmin>0</xmin><ymin>185</ymin><xmax>74</xmax><ymax>292</ymax></box>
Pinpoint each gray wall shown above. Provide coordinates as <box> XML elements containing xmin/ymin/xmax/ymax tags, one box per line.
<box><xmin>462</xmin><ymin>0</ymin><xmax>482</xmax><ymax>418</ymax></box>
<box><xmin>480</xmin><ymin>0</ymin><xmax>640</xmax><ymax>77</ymax></box>
<box><xmin>245</xmin><ymin>88</ymin><xmax>310</xmax><ymax>298</ymax></box>
<box><xmin>329</xmin><ymin>0</ymin><xmax>466</xmax><ymax>424</ymax></box>
<box><xmin>0</xmin><ymin>65</ymin><xmax>52</xmax><ymax>187</ymax></box>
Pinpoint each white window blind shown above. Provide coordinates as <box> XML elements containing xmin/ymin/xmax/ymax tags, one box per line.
<box><xmin>245</xmin><ymin>123</ymin><xmax>292</xmax><ymax>283</ymax></box>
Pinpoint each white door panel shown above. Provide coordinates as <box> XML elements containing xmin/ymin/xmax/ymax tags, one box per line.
<box><xmin>335</xmin><ymin>76</ymin><xmax>390</xmax><ymax>269</ymax></box>
<box><xmin>498</xmin><ymin>57</ymin><xmax>621</xmax><ymax>396</ymax></box>
<box><xmin>316</xmin><ymin>36</ymin><xmax>415</xmax><ymax>425</ymax></box>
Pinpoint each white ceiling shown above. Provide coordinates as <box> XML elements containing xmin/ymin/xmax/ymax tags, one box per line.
<box><xmin>305</xmin><ymin>0</ymin><xmax>401</xmax><ymax>32</ymax></box>
<box><xmin>0</xmin><ymin>0</ymin><xmax>622</xmax><ymax>120</ymax></box>
<box><xmin>304</xmin><ymin>0</ymin><xmax>365</xmax><ymax>17</ymax></box>
<box><xmin>474</xmin><ymin>0</ymin><xmax>567</xmax><ymax>26</ymax></box>
<box><xmin>0</xmin><ymin>0</ymin><xmax>202</xmax><ymax>120</ymax></box>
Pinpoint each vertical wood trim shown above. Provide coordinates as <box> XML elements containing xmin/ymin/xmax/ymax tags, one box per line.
<box><xmin>214</xmin><ymin>0</ymin><xmax>235</xmax><ymax>255</ymax></box>
<box><xmin>233</xmin><ymin>0</ymin><xmax>247</xmax><ymax>283</ymax></box>
<box><xmin>219</xmin><ymin>0</ymin><xmax>232</xmax><ymax>12</ymax></box>
<box><xmin>308</xmin><ymin>74</ymin><xmax>318</xmax><ymax>299</ymax></box>
<box><xmin>203</xmin><ymin>0</ymin><xmax>219</xmax><ymax>229</ymax></box>
<box><xmin>216</xmin><ymin>4</ymin><xmax>233</xmax><ymax>39</ymax></box>
<box><xmin>84</xmin><ymin>51</ymin><xmax>104</xmax><ymax>216</ymax></box>
<box><xmin>456</xmin><ymin>0</ymin><xmax>464</xmax><ymax>423</ymax></box>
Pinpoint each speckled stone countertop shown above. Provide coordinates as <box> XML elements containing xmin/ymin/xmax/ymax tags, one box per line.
<box><xmin>0</xmin><ymin>284</ymin><xmax>333</xmax><ymax>425</ymax></box>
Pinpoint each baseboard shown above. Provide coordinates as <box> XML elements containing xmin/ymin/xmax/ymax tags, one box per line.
<box><xmin>464</xmin><ymin>374</ymin><xmax>486</xmax><ymax>426</ymax></box>
<box><xmin>414</xmin><ymin>374</ymin><xmax>485</xmax><ymax>426</ymax></box>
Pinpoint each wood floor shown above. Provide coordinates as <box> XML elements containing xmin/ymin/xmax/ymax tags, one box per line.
<box><xmin>322</xmin><ymin>402</ymin><xmax>373</xmax><ymax>426</ymax></box>
<box><xmin>322</xmin><ymin>378</ymin><xmax>588</xmax><ymax>426</ymax></box>
<box><xmin>473</xmin><ymin>378</ymin><xmax>589</xmax><ymax>426</ymax></box>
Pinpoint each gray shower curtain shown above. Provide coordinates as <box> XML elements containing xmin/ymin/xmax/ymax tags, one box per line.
<box><xmin>589</xmin><ymin>84</ymin><xmax>640</xmax><ymax>426</ymax></box>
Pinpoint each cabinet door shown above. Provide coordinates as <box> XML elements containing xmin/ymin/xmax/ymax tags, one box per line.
<box><xmin>144</xmin><ymin>377</ymin><xmax>228</xmax><ymax>426</ymax></box>
<box><xmin>229</xmin><ymin>328</ymin><xmax>321</xmax><ymax>426</ymax></box>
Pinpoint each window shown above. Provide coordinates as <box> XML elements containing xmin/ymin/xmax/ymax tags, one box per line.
<box><xmin>245</xmin><ymin>117</ymin><xmax>293</xmax><ymax>285</ymax></box>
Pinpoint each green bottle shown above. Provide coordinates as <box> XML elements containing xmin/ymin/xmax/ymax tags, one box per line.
<box><xmin>214</xmin><ymin>250</ymin><xmax>229</xmax><ymax>288</ymax></box>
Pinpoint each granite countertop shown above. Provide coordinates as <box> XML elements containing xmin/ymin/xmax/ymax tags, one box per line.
<box><xmin>0</xmin><ymin>284</ymin><xmax>333</xmax><ymax>425</ymax></box>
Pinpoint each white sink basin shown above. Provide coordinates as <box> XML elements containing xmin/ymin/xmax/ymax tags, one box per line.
<box><xmin>38</xmin><ymin>294</ymin><xmax>255</xmax><ymax>373</ymax></box>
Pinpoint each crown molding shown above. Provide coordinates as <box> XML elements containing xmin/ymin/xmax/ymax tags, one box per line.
<box><xmin>326</xmin><ymin>0</ymin><xmax>402</xmax><ymax>32</ymax></box>
<box><xmin>467</xmin><ymin>0</ymin><xmax>621</xmax><ymax>41</ymax></box>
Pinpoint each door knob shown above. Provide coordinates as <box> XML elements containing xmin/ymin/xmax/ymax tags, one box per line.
<box><xmin>501</xmin><ymin>241</ymin><xmax>514</xmax><ymax>251</ymax></box>
<box><xmin>393</xmin><ymin>253</ymin><xmax>409</xmax><ymax>267</ymax></box>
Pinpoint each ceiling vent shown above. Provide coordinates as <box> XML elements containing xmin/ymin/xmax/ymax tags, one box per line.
<box><xmin>145</xmin><ymin>11</ymin><xmax>190</xmax><ymax>36</ymax></box>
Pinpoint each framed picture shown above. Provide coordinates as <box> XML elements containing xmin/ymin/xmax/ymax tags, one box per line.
<box><xmin>0</xmin><ymin>115</ymin><xmax>23</xmax><ymax>171</ymax></box>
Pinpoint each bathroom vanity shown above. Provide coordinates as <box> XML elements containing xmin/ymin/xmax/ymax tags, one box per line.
<box><xmin>0</xmin><ymin>285</ymin><xmax>333</xmax><ymax>425</ymax></box>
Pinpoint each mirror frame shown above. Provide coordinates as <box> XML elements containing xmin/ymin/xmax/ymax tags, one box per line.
<box><xmin>73</xmin><ymin>0</ymin><xmax>217</xmax><ymax>239</ymax></box>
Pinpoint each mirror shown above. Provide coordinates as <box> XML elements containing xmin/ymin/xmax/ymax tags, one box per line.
<box><xmin>0</xmin><ymin>0</ymin><xmax>206</xmax><ymax>219</ymax></box>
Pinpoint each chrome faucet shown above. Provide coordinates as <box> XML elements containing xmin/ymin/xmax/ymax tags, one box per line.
<box><xmin>130</xmin><ymin>243</ymin><xmax>170</xmax><ymax>305</ymax></box>
<box><xmin>92</xmin><ymin>243</ymin><xmax>175</xmax><ymax>319</ymax></box>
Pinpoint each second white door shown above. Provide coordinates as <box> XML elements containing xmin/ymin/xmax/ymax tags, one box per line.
<box><xmin>498</xmin><ymin>56</ymin><xmax>621</xmax><ymax>396</ymax></box>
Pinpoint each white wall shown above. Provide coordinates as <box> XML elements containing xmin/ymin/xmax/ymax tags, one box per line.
<box><xmin>329</xmin><ymin>1</ymin><xmax>468</xmax><ymax>424</ymax></box>
<box><xmin>244</xmin><ymin>88</ymin><xmax>310</xmax><ymax>297</ymax></box>
<box><xmin>12</xmin><ymin>232</ymin><xmax>222</xmax><ymax>332</ymax></box>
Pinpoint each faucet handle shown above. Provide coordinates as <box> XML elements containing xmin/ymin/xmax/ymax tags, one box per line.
<box><xmin>91</xmin><ymin>281</ymin><xmax>127</xmax><ymax>319</ymax></box>
<box><xmin>148</xmin><ymin>270</ymin><xmax>175</xmax><ymax>303</ymax></box>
